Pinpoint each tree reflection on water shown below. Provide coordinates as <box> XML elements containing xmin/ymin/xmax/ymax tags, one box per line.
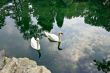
<box><xmin>93</xmin><ymin>59</ymin><xmax>110</xmax><ymax>73</ymax></box>
<box><xmin>0</xmin><ymin>0</ymin><xmax>110</xmax><ymax>39</ymax></box>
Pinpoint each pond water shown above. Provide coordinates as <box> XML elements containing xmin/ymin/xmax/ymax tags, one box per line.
<box><xmin>0</xmin><ymin>0</ymin><xmax>110</xmax><ymax>73</ymax></box>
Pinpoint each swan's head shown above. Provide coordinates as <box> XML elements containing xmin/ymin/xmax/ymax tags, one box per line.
<box><xmin>36</xmin><ymin>38</ymin><xmax>40</xmax><ymax>41</ymax></box>
<box><xmin>58</xmin><ymin>32</ymin><xmax>63</xmax><ymax>36</ymax></box>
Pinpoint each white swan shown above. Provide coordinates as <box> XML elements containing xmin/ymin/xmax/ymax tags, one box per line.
<box><xmin>31</xmin><ymin>37</ymin><xmax>41</xmax><ymax>58</ymax></box>
<box><xmin>44</xmin><ymin>31</ymin><xmax>63</xmax><ymax>42</ymax></box>
<box><xmin>31</xmin><ymin>37</ymin><xmax>40</xmax><ymax>50</ymax></box>
<box><xmin>44</xmin><ymin>31</ymin><xmax>63</xmax><ymax>50</ymax></box>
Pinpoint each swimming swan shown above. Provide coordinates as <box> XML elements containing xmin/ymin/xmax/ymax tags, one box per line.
<box><xmin>44</xmin><ymin>31</ymin><xmax>63</xmax><ymax>42</ymax></box>
<box><xmin>44</xmin><ymin>31</ymin><xmax>63</xmax><ymax>50</ymax></box>
<box><xmin>31</xmin><ymin>37</ymin><xmax>41</xmax><ymax>58</ymax></box>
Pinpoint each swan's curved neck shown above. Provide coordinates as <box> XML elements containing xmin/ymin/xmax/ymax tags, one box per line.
<box><xmin>36</xmin><ymin>39</ymin><xmax>39</xmax><ymax>48</ymax></box>
<box><xmin>58</xmin><ymin>34</ymin><xmax>62</xmax><ymax>42</ymax></box>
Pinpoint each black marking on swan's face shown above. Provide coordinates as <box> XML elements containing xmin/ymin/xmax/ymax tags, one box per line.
<box><xmin>58</xmin><ymin>32</ymin><xmax>63</xmax><ymax>36</ymax></box>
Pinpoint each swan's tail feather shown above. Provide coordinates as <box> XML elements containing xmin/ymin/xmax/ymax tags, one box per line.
<box><xmin>44</xmin><ymin>31</ymin><xmax>49</xmax><ymax>37</ymax></box>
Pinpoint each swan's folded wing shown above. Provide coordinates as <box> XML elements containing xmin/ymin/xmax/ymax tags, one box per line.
<box><xmin>48</xmin><ymin>34</ymin><xmax>59</xmax><ymax>42</ymax></box>
<box><xmin>31</xmin><ymin>37</ymin><xmax>37</xmax><ymax>49</ymax></box>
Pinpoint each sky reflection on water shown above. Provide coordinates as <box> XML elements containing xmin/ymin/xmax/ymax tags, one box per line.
<box><xmin>0</xmin><ymin>16</ymin><xmax>110</xmax><ymax>73</ymax></box>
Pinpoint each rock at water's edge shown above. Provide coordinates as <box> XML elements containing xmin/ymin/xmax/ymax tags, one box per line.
<box><xmin>0</xmin><ymin>57</ymin><xmax>51</xmax><ymax>73</ymax></box>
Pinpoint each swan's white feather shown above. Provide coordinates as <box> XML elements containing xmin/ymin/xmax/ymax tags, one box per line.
<box><xmin>31</xmin><ymin>37</ymin><xmax>40</xmax><ymax>50</ymax></box>
<box><xmin>44</xmin><ymin>32</ymin><xmax>59</xmax><ymax>42</ymax></box>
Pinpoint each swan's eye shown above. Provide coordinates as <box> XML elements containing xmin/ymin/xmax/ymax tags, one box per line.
<box><xmin>60</xmin><ymin>32</ymin><xmax>63</xmax><ymax>35</ymax></box>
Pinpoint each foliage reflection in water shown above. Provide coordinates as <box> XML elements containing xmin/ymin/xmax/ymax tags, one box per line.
<box><xmin>0</xmin><ymin>0</ymin><xmax>110</xmax><ymax>38</ymax></box>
